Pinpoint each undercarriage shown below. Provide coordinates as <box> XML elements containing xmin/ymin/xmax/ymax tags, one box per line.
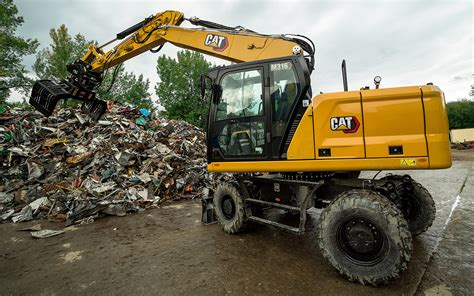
<box><xmin>202</xmin><ymin>172</ymin><xmax>435</xmax><ymax>285</ymax></box>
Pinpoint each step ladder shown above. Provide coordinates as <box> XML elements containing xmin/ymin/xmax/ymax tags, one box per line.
<box><xmin>243</xmin><ymin>175</ymin><xmax>323</xmax><ymax>235</ymax></box>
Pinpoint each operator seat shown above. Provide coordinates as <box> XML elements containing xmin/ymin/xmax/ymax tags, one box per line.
<box><xmin>229</xmin><ymin>131</ymin><xmax>252</xmax><ymax>155</ymax></box>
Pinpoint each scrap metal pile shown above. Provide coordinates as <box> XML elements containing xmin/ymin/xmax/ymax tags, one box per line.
<box><xmin>0</xmin><ymin>105</ymin><xmax>212</xmax><ymax>225</ymax></box>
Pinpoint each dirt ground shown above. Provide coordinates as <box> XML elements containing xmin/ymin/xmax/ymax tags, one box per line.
<box><xmin>451</xmin><ymin>149</ymin><xmax>474</xmax><ymax>161</ymax></box>
<box><xmin>1</xmin><ymin>150</ymin><xmax>473</xmax><ymax>295</ymax></box>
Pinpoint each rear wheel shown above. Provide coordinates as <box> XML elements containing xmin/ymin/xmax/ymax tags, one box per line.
<box><xmin>213</xmin><ymin>183</ymin><xmax>246</xmax><ymax>234</ymax></box>
<box><xmin>400</xmin><ymin>180</ymin><xmax>436</xmax><ymax>236</ymax></box>
<box><xmin>318</xmin><ymin>189</ymin><xmax>412</xmax><ymax>286</ymax></box>
<box><xmin>384</xmin><ymin>175</ymin><xmax>436</xmax><ymax>236</ymax></box>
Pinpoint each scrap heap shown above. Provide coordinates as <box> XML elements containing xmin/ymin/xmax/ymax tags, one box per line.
<box><xmin>0</xmin><ymin>105</ymin><xmax>212</xmax><ymax>225</ymax></box>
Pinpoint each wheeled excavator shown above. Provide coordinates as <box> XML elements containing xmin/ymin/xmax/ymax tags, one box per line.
<box><xmin>29</xmin><ymin>10</ymin><xmax>452</xmax><ymax>286</ymax></box>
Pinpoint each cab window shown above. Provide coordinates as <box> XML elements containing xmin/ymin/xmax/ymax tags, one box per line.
<box><xmin>214</xmin><ymin>69</ymin><xmax>265</xmax><ymax>157</ymax></box>
<box><xmin>216</xmin><ymin>69</ymin><xmax>263</xmax><ymax>121</ymax></box>
<box><xmin>270</xmin><ymin>61</ymin><xmax>300</xmax><ymax>139</ymax></box>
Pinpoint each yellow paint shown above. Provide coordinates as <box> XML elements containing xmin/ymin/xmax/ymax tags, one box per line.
<box><xmin>81</xmin><ymin>10</ymin><xmax>300</xmax><ymax>73</ymax></box>
<box><xmin>361</xmin><ymin>86</ymin><xmax>427</xmax><ymax>158</ymax></box>
<box><xmin>286</xmin><ymin>107</ymin><xmax>315</xmax><ymax>159</ymax></box>
<box><xmin>421</xmin><ymin>86</ymin><xmax>452</xmax><ymax>169</ymax></box>
<box><xmin>208</xmin><ymin>156</ymin><xmax>430</xmax><ymax>172</ymax></box>
<box><xmin>312</xmin><ymin>91</ymin><xmax>364</xmax><ymax>159</ymax></box>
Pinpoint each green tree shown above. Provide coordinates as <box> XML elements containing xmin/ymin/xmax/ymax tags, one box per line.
<box><xmin>155</xmin><ymin>50</ymin><xmax>211</xmax><ymax>127</ymax></box>
<box><xmin>33</xmin><ymin>24</ymin><xmax>152</xmax><ymax>109</ymax></box>
<box><xmin>0</xmin><ymin>0</ymin><xmax>39</xmax><ymax>104</ymax></box>
<box><xmin>97</xmin><ymin>65</ymin><xmax>152</xmax><ymax>110</ymax></box>
<box><xmin>33</xmin><ymin>25</ymin><xmax>89</xmax><ymax>80</ymax></box>
<box><xmin>446</xmin><ymin>99</ymin><xmax>474</xmax><ymax>129</ymax></box>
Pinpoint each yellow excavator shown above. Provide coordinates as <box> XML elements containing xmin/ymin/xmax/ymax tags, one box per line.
<box><xmin>29</xmin><ymin>10</ymin><xmax>451</xmax><ymax>286</ymax></box>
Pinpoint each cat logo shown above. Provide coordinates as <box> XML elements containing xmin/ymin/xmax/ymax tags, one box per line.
<box><xmin>204</xmin><ymin>34</ymin><xmax>229</xmax><ymax>52</ymax></box>
<box><xmin>330</xmin><ymin>116</ymin><xmax>360</xmax><ymax>133</ymax></box>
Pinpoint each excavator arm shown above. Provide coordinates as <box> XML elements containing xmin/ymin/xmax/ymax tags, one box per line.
<box><xmin>29</xmin><ymin>10</ymin><xmax>314</xmax><ymax>120</ymax></box>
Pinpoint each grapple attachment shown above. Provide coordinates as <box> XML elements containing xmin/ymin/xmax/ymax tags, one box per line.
<box><xmin>29</xmin><ymin>60</ymin><xmax>106</xmax><ymax>121</ymax></box>
<box><xmin>29</xmin><ymin>78</ymin><xmax>106</xmax><ymax>121</ymax></box>
<box><xmin>29</xmin><ymin>80</ymin><xmax>70</xmax><ymax>117</ymax></box>
<box><xmin>81</xmin><ymin>99</ymin><xmax>107</xmax><ymax>122</ymax></box>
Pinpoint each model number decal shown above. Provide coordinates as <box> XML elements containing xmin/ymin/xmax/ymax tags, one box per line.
<box><xmin>204</xmin><ymin>34</ymin><xmax>229</xmax><ymax>52</ymax></box>
<box><xmin>330</xmin><ymin>116</ymin><xmax>360</xmax><ymax>133</ymax></box>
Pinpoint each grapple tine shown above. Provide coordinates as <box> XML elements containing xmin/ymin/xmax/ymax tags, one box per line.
<box><xmin>81</xmin><ymin>99</ymin><xmax>107</xmax><ymax>121</ymax></box>
<box><xmin>29</xmin><ymin>80</ymin><xmax>69</xmax><ymax>116</ymax></box>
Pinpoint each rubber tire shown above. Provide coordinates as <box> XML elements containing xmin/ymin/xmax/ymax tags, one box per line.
<box><xmin>213</xmin><ymin>183</ymin><xmax>246</xmax><ymax>234</ymax></box>
<box><xmin>403</xmin><ymin>181</ymin><xmax>436</xmax><ymax>236</ymax></box>
<box><xmin>318</xmin><ymin>189</ymin><xmax>412</xmax><ymax>286</ymax></box>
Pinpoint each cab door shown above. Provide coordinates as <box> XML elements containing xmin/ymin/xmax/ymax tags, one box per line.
<box><xmin>209</xmin><ymin>66</ymin><xmax>269</xmax><ymax>161</ymax></box>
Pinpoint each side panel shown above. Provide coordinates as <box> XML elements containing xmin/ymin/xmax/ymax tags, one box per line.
<box><xmin>286</xmin><ymin>107</ymin><xmax>315</xmax><ymax>159</ymax></box>
<box><xmin>421</xmin><ymin>86</ymin><xmax>452</xmax><ymax>169</ymax></box>
<box><xmin>362</xmin><ymin>87</ymin><xmax>428</xmax><ymax>158</ymax></box>
<box><xmin>312</xmin><ymin>91</ymin><xmax>365</xmax><ymax>159</ymax></box>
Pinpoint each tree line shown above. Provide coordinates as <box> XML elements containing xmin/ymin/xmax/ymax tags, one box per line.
<box><xmin>446</xmin><ymin>98</ymin><xmax>474</xmax><ymax>130</ymax></box>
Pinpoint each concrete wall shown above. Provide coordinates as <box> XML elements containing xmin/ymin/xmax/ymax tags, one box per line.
<box><xmin>450</xmin><ymin>128</ymin><xmax>474</xmax><ymax>143</ymax></box>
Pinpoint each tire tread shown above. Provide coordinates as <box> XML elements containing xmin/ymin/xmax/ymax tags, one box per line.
<box><xmin>318</xmin><ymin>189</ymin><xmax>412</xmax><ymax>286</ymax></box>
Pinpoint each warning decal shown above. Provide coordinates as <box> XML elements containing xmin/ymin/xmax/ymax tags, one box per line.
<box><xmin>400</xmin><ymin>159</ymin><xmax>416</xmax><ymax>167</ymax></box>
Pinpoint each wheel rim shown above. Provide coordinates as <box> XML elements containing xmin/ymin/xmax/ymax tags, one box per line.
<box><xmin>221</xmin><ymin>195</ymin><xmax>236</xmax><ymax>220</ymax></box>
<box><xmin>336</xmin><ymin>217</ymin><xmax>385</xmax><ymax>266</ymax></box>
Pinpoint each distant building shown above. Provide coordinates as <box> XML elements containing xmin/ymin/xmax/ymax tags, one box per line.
<box><xmin>450</xmin><ymin>128</ymin><xmax>474</xmax><ymax>143</ymax></box>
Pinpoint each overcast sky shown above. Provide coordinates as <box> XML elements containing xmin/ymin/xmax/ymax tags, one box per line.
<box><xmin>11</xmin><ymin>0</ymin><xmax>473</xmax><ymax>103</ymax></box>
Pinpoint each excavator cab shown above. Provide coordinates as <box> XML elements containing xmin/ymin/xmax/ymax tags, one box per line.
<box><xmin>205</xmin><ymin>55</ymin><xmax>311</xmax><ymax>163</ymax></box>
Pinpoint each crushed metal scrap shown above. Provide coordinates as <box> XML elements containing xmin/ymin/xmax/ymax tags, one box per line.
<box><xmin>0</xmin><ymin>105</ymin><xmax>220</xmax><ymax>226</ymax></box>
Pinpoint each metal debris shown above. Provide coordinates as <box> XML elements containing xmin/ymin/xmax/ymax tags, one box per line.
<box><xmin>11</xmin><ymin>206</ymin><xmax>33</xmax><ymax>223</ymax></box>
<box><xmin>0</xmin><ymin>105</ymin><xmax>220</xmax><ymax>225</ymax></box>
<box><xmin>21</xmin><ymin>224</ymin><xmax>42</xmax><ymax>231</ymax></box>
<box><xmin>31</xmin><ymin>229</ymin><xmax>65</xmax><ymax>239</ymax></box>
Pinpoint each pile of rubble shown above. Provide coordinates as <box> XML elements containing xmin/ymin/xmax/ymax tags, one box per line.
<box><xmin>0</xmin><ymin>105</ymin><xmax>214</xmax><ymax>225</ymax></box>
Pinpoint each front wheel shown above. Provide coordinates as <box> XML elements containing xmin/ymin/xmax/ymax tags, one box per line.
<box><xmin>213</xmin><ymin>183</ymin><xmax>246</xmax><ymax>234</ymax></box>
<box><xmin>318</xmin><ymin>189</ymin><xmax>412</xmax><ymax>286</ymax></box>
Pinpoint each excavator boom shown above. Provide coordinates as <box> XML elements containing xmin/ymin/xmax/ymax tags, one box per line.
<box><xmin>29</xmin><ymin>10</ymin><xmax>314</xmax><ymax>120</ymax></box>
<box><xmin>85</xmin><ymin>11</ymin><xmax>312</xmax><ymax>72</ymax></box>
